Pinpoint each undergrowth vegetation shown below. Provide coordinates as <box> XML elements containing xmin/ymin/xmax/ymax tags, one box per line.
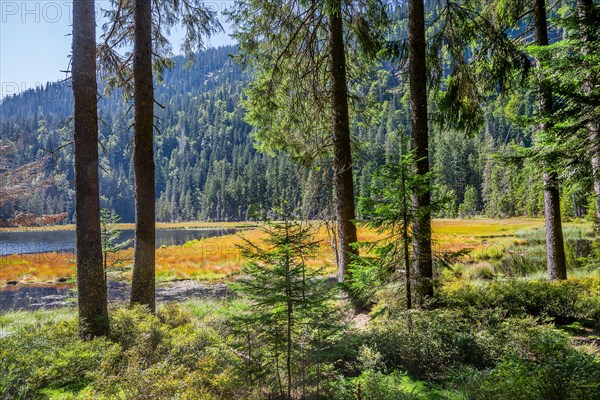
<box><xmin>1</xmin><ymin>278</ymin><xmax>599</xmax><ymax>399</ymax></box>
<box><xmin>1</xmin><ymin>219</ymin><xmax>599</xmax><ymax>399</ymax></box>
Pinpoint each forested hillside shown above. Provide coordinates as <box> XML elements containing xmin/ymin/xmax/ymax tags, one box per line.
<box><xmin>0</xmin><ymin>45</ymin><xmax>588</xmax><ymax>222</ymax></box>
<box><xmin>2</xmin><ymin>0</ymin><xmax>600</xmax><ymax>398</ymax></box>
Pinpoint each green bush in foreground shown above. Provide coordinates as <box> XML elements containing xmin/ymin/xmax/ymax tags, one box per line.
<box><xmin>460</xmin><ymin>323</ymin><xmax>600</xmax><ymax>400</ymax></box>
<box><xmin>0</xmin><ymin>317</ymin><xmax>117</xmax><ymax>399</ymax></box>
<box><xmin>439</xmin><ymin>276</ymin><xmax>600</xmax><ymax>326</ymax></box>
<box><xmin>0</xmin><ymin>277</ymin><xmax>599</xmax><ymax>399</ymax></box>
<box><xmin>0</xmin><ymin>304</ymin><xmax>240</xmax><ymax>399</ymax></box>
<box><xmin>361</xmin><ymin>310</ymin><xmax>600</xmax><ymax>399</ymax></box>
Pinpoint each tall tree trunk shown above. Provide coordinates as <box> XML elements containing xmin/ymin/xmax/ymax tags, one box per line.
<box><xmin>130</xmin><ymin>0</ymin><xmax>156</xmax><ymax>311</ymax></box>
<box><xmin>533</xmin><ymin>0</ymin><xmax>567</xmax><ymax>280</ymax></box>
<box><xmin>577</xmin><ymin>0</ymin><xmax>600</xmax><ymax>238</ymax></box>
<box><xmin>591</xmin><ymin>124</ymin><xmax>600</xmax><ymax>239</ymax></box>
<box><xmin>327</xmin><ymin>0</ymin><xmax>358</xmax><ymax>283</ymax></box>
<box><xmin>408</xmin><ymin>0</ymin><xmax>433</xmax><ymax>305</ymax></box>
<box><xmin>72</xmin><ymin>0</ymin><xmax>109</xmax><ymax>338</ymax></box>
<box><xmin>402</xmin><ymin>170</ymin><xmax>412</xmax><ymax>310</ymax></box>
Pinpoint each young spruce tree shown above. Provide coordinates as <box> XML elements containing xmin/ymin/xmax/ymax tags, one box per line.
<box><xmin>233</xmin><ymin>218</ymin><xmax>344</xmax><ymax>399</ymax></box>
<box><xmin>350</xmin><ymin>150</ymin><xmax>431</xmax><ymax>311</ymax></box>
<box><xmin>100</xmin><ymin>208</ymin><xmax>133</xmax><ymax>274</ymax></box>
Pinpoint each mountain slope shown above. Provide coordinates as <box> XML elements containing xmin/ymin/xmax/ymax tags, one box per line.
<box><xmin>0</xmin><ymin>45</ymin><xmax>549</xmax><ymax>222</ymax></box>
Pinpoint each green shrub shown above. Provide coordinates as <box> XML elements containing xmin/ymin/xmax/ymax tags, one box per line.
<box><xmin>331</xmin><ymin>345</ymin><xmax>467</xmax><ymax>400</ymax></box>
<box><xmin>365</xmin><ymin>310</ymin><xmax>496</xmax><ymax>379</ymax></box>
<box><xmin>90</xmin><ymin>304</ymin><xmax>239</xmax><ymax>399</ymax></box>
<box><xmin>0</xmin><ymin>316</ymin><xmax>118</xmax><ymax>399</ymax></box>
<box><xmin>362</xmin><ymin>311</ymin><xmax>599</xmax><ymax>399</ymax></box>
<box><xmin>0</xmin><ymin>304</ymin><xmax>242</xmax><ymax>400</ymax></box>
<box><xmin>439</xmin><ymin>277</ymin><xmax>600</xmax><ymax>326</ymax></box>
<box><xmin>461</xmin><ymin>322</ymin><xmax>600</xmax><ymax>400</ymax></box>
<box><xmin>332</xmin><ymin>371</ymin><xmax>421</xmax><ymax>400</ymax></box>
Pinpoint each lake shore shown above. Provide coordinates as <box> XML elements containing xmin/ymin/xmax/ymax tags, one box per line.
<box><xmin>0</xmin><ymin>279</ymin><xmax>235</xmax><ymax>312</ymax></box>
<box><xmin>1</xmin><ymin>218</ymin><xmax>593</xmax><ymax>286</ymax></box>
<box><xmin>0</xmin><ymin>221</ymin><xmax>259</xmax><ymax>233</ymax></box>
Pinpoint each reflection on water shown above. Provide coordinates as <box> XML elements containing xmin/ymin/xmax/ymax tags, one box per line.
<box><xmin>0</xmin><ymin>228</ymin><xmax>238</xmax><ymax>256</ymax></box>
<box><xmin>0</xmin><ymin>280</ymin><xmax>236</xmax><ymax>312</ymax></box>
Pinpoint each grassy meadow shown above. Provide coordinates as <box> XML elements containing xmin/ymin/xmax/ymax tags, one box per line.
<box><xmin>0</xmin><ymin>218</ymin><xmax>596</xmax><ymax>285</ymax></box>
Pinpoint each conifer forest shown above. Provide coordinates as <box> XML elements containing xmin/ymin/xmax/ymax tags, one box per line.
<box><xmin>0</xmin><ymin>0</ymin><xmax>599</xmax><ymax>399</ymax></box>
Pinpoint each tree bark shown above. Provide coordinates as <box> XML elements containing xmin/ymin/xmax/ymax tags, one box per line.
<box><xmin>577</xmin><ymin>0</ymin><xmax>600</xmax><ymax>238</ymax></box>
<box><xmin>533</xmin><ymin>0</ymin><xmax>567</xmax><ymax>280</ymax></box>
<box><xmin>543</xmin><ymin>171</ymin><xmax>567</xmax><ymax>279</ymax></box>
<box><xmin>130</xmin><ymin>0</ymin><xmax>156</xmax><ymax>311</ymax></box>
<box><xmin>591</xmin><ymin>130</ymin><xmax>600</xmax><ymax>238</ymax></box>
<box><xmin>327</xmin><ymin>0</ymin><xmax>358</xmax><ymax>283</ymax></box>
<box><xmin>408</xmin><ymin>0</ymin><xmax>433</xmax><ymax>305</ymax></box>
<box><xmin>72</xmin><ymin>0</ymin><xmax>109</xmax><ymax>338</ymax></box>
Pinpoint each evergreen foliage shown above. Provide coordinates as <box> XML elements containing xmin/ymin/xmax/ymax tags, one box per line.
<box><xmin>232</xmin><ymin>217</ymin><xmax>345</xmax><ymax>398</ymax></box>
<box><xmin>350</xmin><ymin>152</ymin><xmax>425</xmax><ymax>309</ymax></box>
<box><xmin>100</xmin><ymin>208</ymin><xmax>133</xmax><ymax>271</ymax></box>
<box><xmin>0</xmin><ymin>45</ymin><xmax>567</xmax><ymax>222</ymax></box>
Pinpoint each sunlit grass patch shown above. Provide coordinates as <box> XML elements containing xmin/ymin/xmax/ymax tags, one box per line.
<box><xmin>0</xmin><ymin>253</ymin><xmax>74</xmax><ymax>284</ymax></box>
<box><xmin>0</xmin><ymin>307</ymin><xmax>74</xmax><ymax>333</ymax></box>
<box><xmin>432</xmin><ymin>218</ymin><xmax>544</xmax><ymax>237</ymax></box>
<box><xmin>1</xmin><ymin>218</ymin><xmax>595</xmax><ymax>285</ymax></box>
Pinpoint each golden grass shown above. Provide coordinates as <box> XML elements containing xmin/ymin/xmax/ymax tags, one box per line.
<box><xmin>430</xmin><ymin>218</ymin><xmax>543</xmax><ymax>254</ymax></box>
<box><xmin>0</xmin><ymin>218</ymin><xmax>592</xmax><ymax>285</ymax></box>
<box><xmin>0</xmin><ymin>253</ymin><xmax>75</xmax><ymax>284</ymax></box>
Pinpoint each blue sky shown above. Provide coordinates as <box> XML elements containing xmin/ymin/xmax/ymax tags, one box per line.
<box><xmin>0</xmin><ymin>1</ymin><xmax>234</xmax><ymax>98</ymax></box>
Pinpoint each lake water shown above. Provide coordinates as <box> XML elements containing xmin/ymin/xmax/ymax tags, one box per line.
<box><xmin>0</xmin><ymin>228</ymin><xmax>238</xmax><ymax>256</ymax></box>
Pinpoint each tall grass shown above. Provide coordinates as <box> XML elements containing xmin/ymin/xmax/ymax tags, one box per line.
<box><xmin>1</xmin><ymin>218</ymin><xmax>595</xmax><ymax>284</ymax></box>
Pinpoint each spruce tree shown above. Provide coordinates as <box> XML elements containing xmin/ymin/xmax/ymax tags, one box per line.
<box><xmin>130</xmin><ymin>0</ymin><xmax>156</xmax><ymax>311</ymax></box>
<box><xmin>233</xmin><ymin>218</ymin><xmax>344</xmax><ymax>399</ymax></box>
<box><xmin>228</xmin><ymin>0</ymin><xmax>388</xmax><ymax>285</ymax></box>
<box><xmin>350</xmin><ymin>151</ymin><xmax>426</xmax><ymax>310</ymax></box>
<box><xmin>408</xmin><ymin>0</ymin><xmax>434</xmax><ymax>306</ymax></box>
<box><xmin>100</xmin><ymin>0</ymin><xmax>222</xmax><ymax>310</ymax></box>
<box><xmin>100</xmin><ymin>208</ymin><xmax>133</xmax><ymax>273</ymax></box>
